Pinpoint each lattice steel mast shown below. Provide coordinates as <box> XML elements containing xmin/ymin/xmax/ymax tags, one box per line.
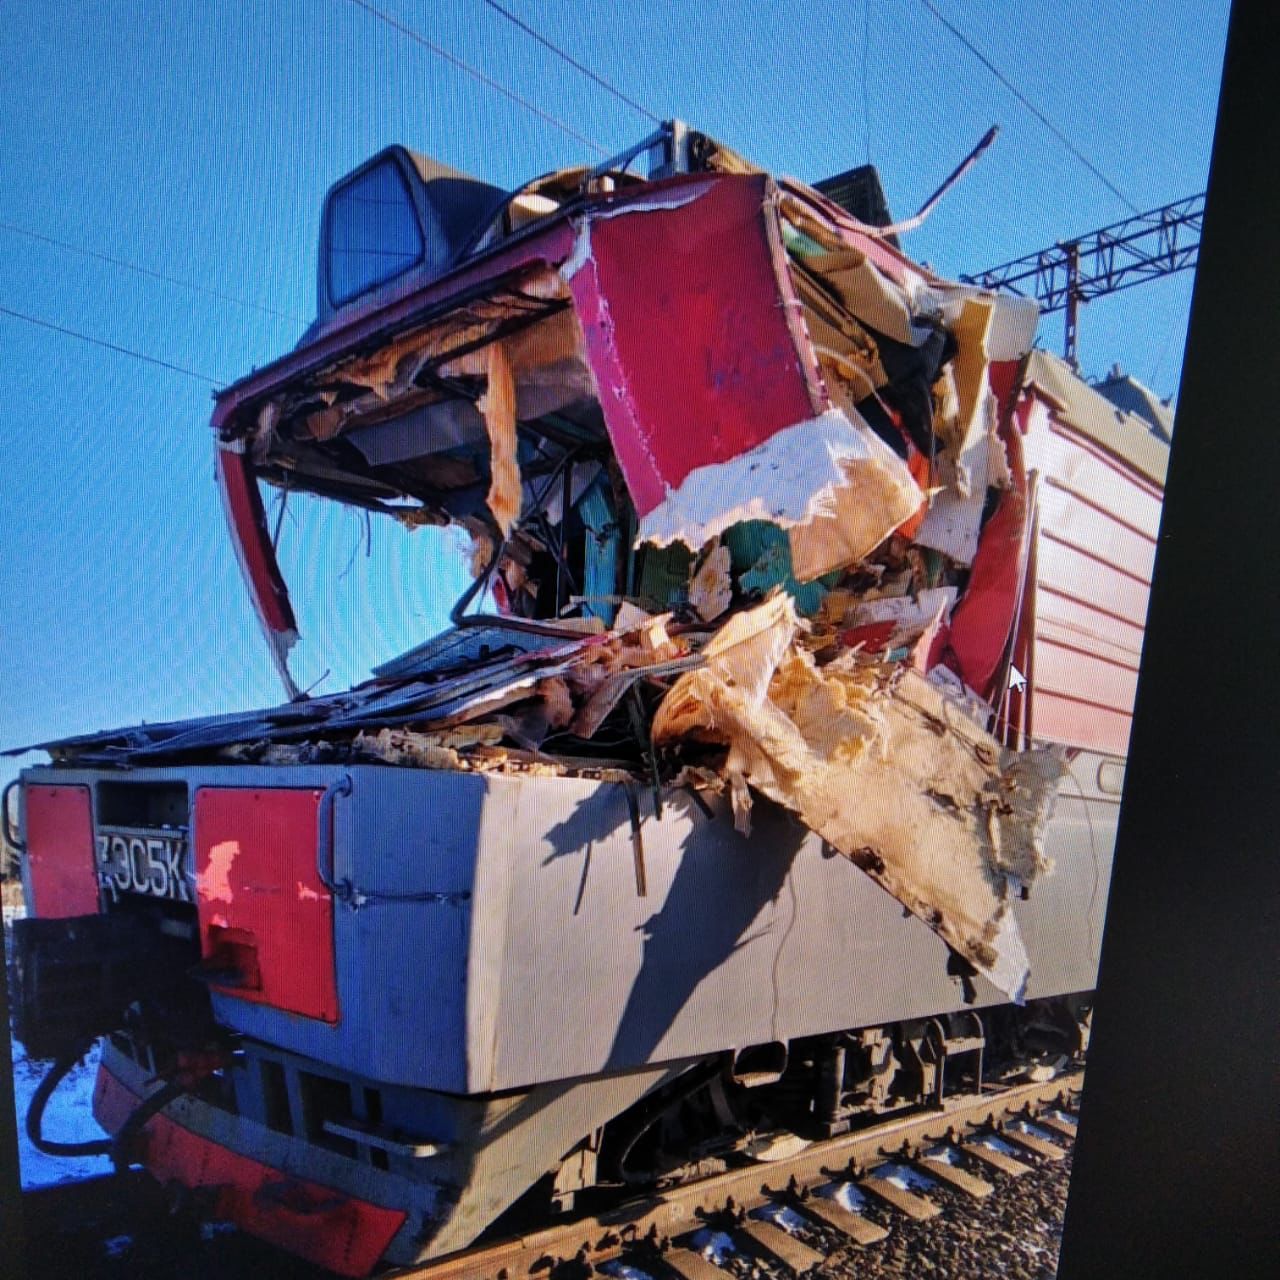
<box><xmin>963</xmin><ymin>194</ymin><xmax>1205</xmax><ymax>365</ymax></box>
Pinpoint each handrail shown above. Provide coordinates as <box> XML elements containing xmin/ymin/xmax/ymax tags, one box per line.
<box><xmin>315</xmin><ymin>774</ymin><xmax>353</xmax><ymax>900</ymax></box>
<box><xmin>2</xmin><ymin>778</ymin><xmax>23</xmax><ymax>856</ymax></box>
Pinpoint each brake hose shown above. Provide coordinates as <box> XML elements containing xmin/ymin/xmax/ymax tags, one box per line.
<box><xmin>26</xmin><ymin>1040</ymin><xmax>188</xmax><ymax>1169</ymax></box>
<box><xmin>109</xmin><ymin>1076</ymin><xmax>188</xmax><ymax>1172</ymax></box>
<box><xmin>25</xmin><ymin>1043</ymin><xmax>113</xmax><ymax>1158</ymax></box>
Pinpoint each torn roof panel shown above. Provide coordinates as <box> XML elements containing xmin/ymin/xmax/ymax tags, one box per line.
<box><xmin>563</xmin><ymin>173</ymin><xmax>934</xmax><ymax>558</ymax></box>
<box><xmin>564</xmin><ymin>174</ymin><xmax>822</xmax><ymax>520</ymax></box>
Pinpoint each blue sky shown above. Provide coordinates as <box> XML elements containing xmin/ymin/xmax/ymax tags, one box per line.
<box><xmin>0</xmin><ymin>1</ymin><xmax>1230</xmax><ymax>782</ymax></box>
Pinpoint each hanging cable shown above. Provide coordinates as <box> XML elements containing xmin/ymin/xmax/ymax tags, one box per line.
<box><xmin>345</xmin><ymin>0</ymin><xmax>608</xmax><ymax>153</ymax></box>
<box><xmin>0</xmin><ymin>219</ymin><xmax>303</xmax><ymax>323</ymax></box>
<box><xmin>862</xmin><ymin>0</ymin><xmax>874</xmax><ymax>164</ymax></box>
<box><xmin>26</xmin><ymin>1045</ymin><xmax>114</xmax><ymax>1158</ymax></box>
<box><xmin>0</xmin><ymin>302</ymin><xmax>222</xmax><ymax>386</ymax></box>
<box><xmin>481</xmin><ymin>0</ymin><xmax>660</xmax><ymax>123</ymax></box>
<box><xmin>917</xmin><ymin>0</ymin><xmax>1138</xmax><ymax>214</ymax></box>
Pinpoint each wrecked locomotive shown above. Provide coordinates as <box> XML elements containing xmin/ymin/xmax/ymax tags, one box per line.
<box><xmin>7</xmin><ymin>123</ymin><xmax>1165</xmax><ymax>1274</ymax></box>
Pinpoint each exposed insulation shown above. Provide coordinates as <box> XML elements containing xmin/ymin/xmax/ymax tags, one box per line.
<box><xmin>652</xmin><ymin>595</ymin><xmax>1061</xmax><ymax>999</ymax></box>
<box><xmin>477</xmin><ymin>340</ymin><xmax>521</xmax><ymax>537</ymax></box>
<box><xmin>787</xmin><ymin>448</ymin><xmax>926</xmax><ymax>582</ymax></box>
<box><xmin>914</xmin><ymin>299</ymin><xmax>1011</xmax><ymax>566</ymax></box>
<box><xmin>937</xmin><ymin>298</ymin><xmax>995</xmax><ymax>466</ymax></box>
<box><xmin>639</xmin><ymin>407</ymin><xmax>923</xmax><ymax>556</ymax></box>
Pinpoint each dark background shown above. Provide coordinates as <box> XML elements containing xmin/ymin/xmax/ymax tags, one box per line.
<box><xmin>1056</xmin><ymin>1</ymin><xmax>1280</xmax><ymax>1275</ymax></box>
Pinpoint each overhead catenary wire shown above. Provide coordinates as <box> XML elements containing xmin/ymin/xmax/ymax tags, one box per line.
<box><xmin>862</xmin><ymin>0</ymin><xmax>874</xmax><ymax>164</ymax></box>
<box><xmin>917</xmin><ymin>0</ymin><xmax>1139</xmax><ymax>215</ymax></box>
<box><xmin>480</xmin><ymin>0</ymin><xmax>660</xmax><ymax>124</ymax></box>
<box><xmin>344</xmin><ymin>0</ymin><xmax>608</xmax><ymax>154</ymax></box>
<box><xmin>0</xmin><ymin>218</ymin><xmax>304</xmax><ymax>323</ymax></box>
<box><xmin>0</xmin><ymin>302</ymin><xmax>222</xmax><ymax>386</ymax></box>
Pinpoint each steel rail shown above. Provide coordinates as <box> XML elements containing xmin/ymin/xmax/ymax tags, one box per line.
<box><xmin>392</xmin><ymin>1069</ymin><xmax>1083</xmax><ymax>1280</ymax></box>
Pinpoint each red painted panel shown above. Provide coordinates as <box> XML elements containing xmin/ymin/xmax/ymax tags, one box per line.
<box><xmin>1034</xmin><ymin>689</ymin><xmax>1133</xmax><ymax>757</ymax></box>
<box><xmin>1023</xmin><ymin>420</ymin><xmax>1164</xmax><ymax>539</ymax></box>
<box><xmin>1037</xmin><ymin>616</ymin><xmax>1144</xmax><ymax>672</ymax></box>
<box><xmin>1038</xmin><ymin>483</ymin><xmax>1157</xmax><ymax>583</ymax></box>
<box><xmin>567</xmin><ymin>174</ymin><xmax>819</xmax><ymax>517</ymax></box>
<box><xmin>1035</xmin><ymin>636</ymin><xmax>1140</xmax><ymax>717</ymax></box>
<box><xmin>988</xmin><ymin>358</ymin><xmax>1024</xmax><ymax>422</ymax></box>
<box><xmin>216</xmin><ymin>447</ymin><xmax>296</xmax><ymax>639</ymax></box>
<box><xmin>24</xmin><ymin>784</ymin><xmax>98</xmax><ymax>918</ymax></box>
<box><xmin>194</xmin><ymin>788</ymin><xmax>338</xmax><ymax>1023</ymax></box>
<box><xmin>1036</xmin><ymin>593</ymin><xmax>1147</xmax><ymax>662</ymax></box>
<box><xmin>944</xmin><ymin>381</ymin><xmax>1030</xmax><ymax>700</ymax></box>
<box><xmin>1038</xmin><ymin>540</ymin><xmax>1152</xmax><ymax>629</ymax></box>
<box><xmin>95</xmin><ymin>1066</ymin><xmax>404</xmax><ymax>1277</ymax></box>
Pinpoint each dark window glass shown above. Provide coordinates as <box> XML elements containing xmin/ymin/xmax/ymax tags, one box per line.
<box><xmin>328</xmin><ymin>159</ymin><xmax>424</xmax><ymax>306</ymax></box>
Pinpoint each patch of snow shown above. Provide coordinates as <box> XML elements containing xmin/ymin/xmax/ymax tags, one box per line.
<box><xmin>976</xmin><ymin>1134</ymin><xmax>1022</xmax><ymax>1157</ymax></box>
<box><xmin>749</xmin><ymin>1202</ymin><xmax>810</xmax><ymax>1233</ymax></box>
<box><xmin>597</xmin><ymin>1263</ymin><xmax>655</xmax><ymax>1280</ymax></box>
<box><xmin>868</xmin><ymin>1161</ymin><xmax>938</xmax><ymax>1192</ymax></box>
<box><xmin>923</xmin><ymin>1144</ymin><xmax>965</xmax><ymax>1166</ymax></box>
<box><xmin>1008</xmin><ymin>1118</ymin><xmax>1059</xmax><ymax>1141</ymax></box>
<box><xmin>10</xmin><ymin>1031</ymin><xmax>114</xmax><ymax>1188</ymax></box>
<box><xmin>815</xmin><ymin>1180</ymin><xmax>870</xmax><ymax>1213</ymax></box>
<box><xmin>689</xmin><ymin>1228</ymin><xmax>738</xmax><ymax>1264</ymax></box>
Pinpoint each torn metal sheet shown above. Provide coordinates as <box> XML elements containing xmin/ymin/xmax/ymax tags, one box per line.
<box><xmin>913</xmin><ymin>300</ymin><xmax>1011</xmax><ymax>567</ymax></box>
<box><xmin>839</xmin><ymin>586</ymin><xmax>958</xmax><ymax>660</ymax></box>
<box><xmin>688</xmin><ymin>543</ymin><xmax>731</xmax><ymax>623</ymax></box>
<box><xmin>945</xmin><ymin>409</ymin><xmax>1032</xmax><ymax>702</ymax></box>
<box><xmin>215</xmin><ymin>442</ymin><xmax>300</xmax><ymax>700</ymax></box>
<box><xmin>936</xmin><ymin>299</ymin><xmax>996</xmax><ymax>470</ymax></box>
<box><xmin>776</xmin><ymin>218</ymin><xmax>930</xmax><ymax>348</ymax></box>
<box><xmin>652</xmin><ymin>595</ymin><xmax>1061</xmax><ymax>1000</ymax></box>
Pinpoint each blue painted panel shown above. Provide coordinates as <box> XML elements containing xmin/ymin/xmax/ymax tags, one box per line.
<box><xmin>578</xmin><ymin>478</ymin><xmax>621</xmax><ymax>625</ymax></box>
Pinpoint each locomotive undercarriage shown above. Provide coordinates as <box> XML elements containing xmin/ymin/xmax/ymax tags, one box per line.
<box><xmin>16</xmin><ymin>880</ymin><xmax>1091</xmax><ymax>1266</ymax></box>
<box><xmin>536</xmin><ymin>994</ymin><xmax>1091</xmax><ymax>1211</ymax></box>
<box><xmin>63</xmin><ymin>962</ymin><xmax>1090</xmax><ymax>1264</ymax></box>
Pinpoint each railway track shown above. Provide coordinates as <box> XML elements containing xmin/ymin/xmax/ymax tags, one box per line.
<box><xmin>397</xmin><ymin>1070</ymin><xmax>1083</xmax><ymax>1280</ymax></box>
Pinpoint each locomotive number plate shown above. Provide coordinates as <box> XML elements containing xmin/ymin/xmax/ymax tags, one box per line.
<box><xmin>96</xmin><ymin>827</ymin><xmax>192</xmax><ymax>903</ymax></box>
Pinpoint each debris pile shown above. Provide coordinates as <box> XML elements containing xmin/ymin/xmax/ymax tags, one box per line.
<box><xmin>27</xmin><ymin>163</ymin><xmax>1075</xmax><ymax>998</ymax></box>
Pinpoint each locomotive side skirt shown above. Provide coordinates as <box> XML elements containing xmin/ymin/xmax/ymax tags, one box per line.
<box><xmin>19</xmin><ymin>761</ymin><xmax>1115</xmax><ymax>1097</ymax></box>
